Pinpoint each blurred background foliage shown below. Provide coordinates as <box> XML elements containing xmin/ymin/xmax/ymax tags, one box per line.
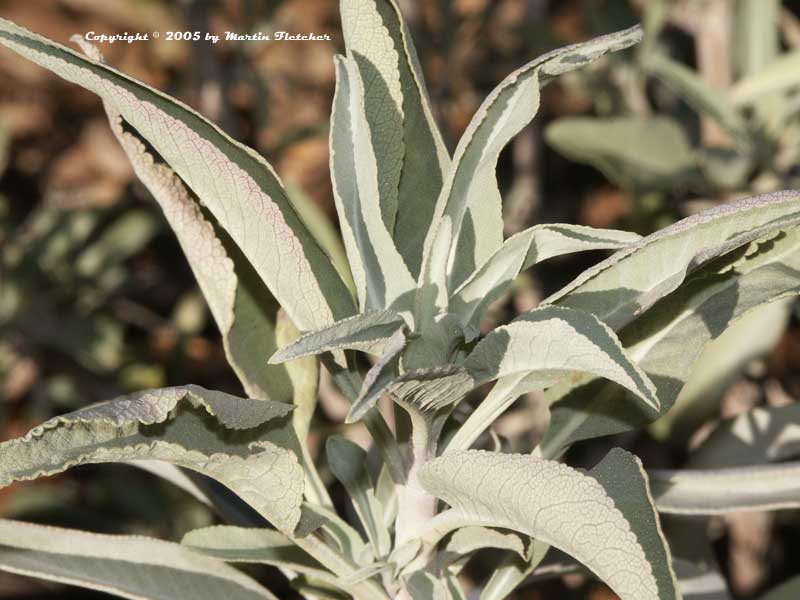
<box><xmin>1</xmin><ymin>0</ymin><xmax>800</xmax><ymax>598</ymax></box>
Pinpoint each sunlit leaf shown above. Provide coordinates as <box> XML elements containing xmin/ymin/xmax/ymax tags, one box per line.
<box><xmin>650</xmin><ymin>463</ymin><xmax>800</xmax><ymax>514</ymax></box>
<box><xmin>270</xmin><ymin>309</ymin><xmax>406</xmax><ymax>364</ymax></box>
<box><xmin>417</xmin><ymin>25</ymin><xmax>643</xmax><ymax>324</ymax></box>
<box><xmin>419</xmin><ymin>450</ymin><xmax>672</xmax><ymax>600</ymax></box>
<box><xmin>340</xmin><ymin>0</ymin><xmax>450</xmax><ymax>277</ymax></box>
<box><xmin>330</xmin><ymin>55</ymin><xmax>415</xmax><ymax>312</ymax></box>
<box><xmin>0</xmin><ymin>386</ymin><xmax>303</xmax><ymax>533</ymax></box>
<box><xmin>546</xmin><ymin>191</ymin><xmax>800</xmax><ymax>330</ymax></box>
<box><xmin>0</xmin><ymin>519</ymin><xmax>277</xmax><ymax>600</ymax></box>
<box><xmin>542</xmin><ymin>226</ymin><xmax>800</xmax><ymax>457</ymax></box>
<box><xmin>0</xmin><ymin>18</ymin><xmax>356</xmax><ymax>331</ymax></box>
<box><xmin>452</xmin><ymin>224</ymin><xmax>641</xmax><ymax>338</ymax></box>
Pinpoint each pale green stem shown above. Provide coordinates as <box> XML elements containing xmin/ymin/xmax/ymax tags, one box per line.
<box><xmin>291</xmin><ymin>533</ymin><xmax>391</xmax><ymax>600</ymax></box>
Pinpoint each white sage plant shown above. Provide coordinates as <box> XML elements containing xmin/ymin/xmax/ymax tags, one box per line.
<box><xmin>1</xmin><ymin>2</ymin><xmax>800</xmax><ymax>600</ymax></box>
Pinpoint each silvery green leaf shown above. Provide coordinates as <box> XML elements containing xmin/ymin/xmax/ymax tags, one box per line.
<box><xmin>270</xmin><ymin>309</ymin><xmax>405</xmax><ymax>364</ymax></box>
<box><xmin>546</xmin><ymin>191</ymin><xmax>800</xmax><ymax>331</ymax></box>
<box><xmin>478</xmin><ymin>540</ymin><xmax>550</xmax><ymax>600</ymax></box>
<box><xmin>338</xmin><ymin>563</ymin><xmax>389</xmax><ymax>586</ymax></box>
<box><xmin>418</xmin><ymin>25</ymin><xmax>643</xmax><ymax>317</ymax></box>
<box><xmin>383</xmin><ymin>365</ymin><xmax>475</xmax><ymax>414</ymax></box>
<box><xmin>275</xmin><ymin>310</ymin><xmax>331</xmax><ymax>508</ymax></box>
<box><xmin>541</xmin><ymin>226</ymin><xmax>800</xmax><ymax>457</ymax></box>
<box><xmin>442</xmin><ymin>527</ymin><xmax>527</xmax><ymax>564</ymax></box>
<box><xmin>284</xmin><ymin>181</ymin><xmax>355</xmax><ymax>296</ymax></box>
<box><xmin>326</xmin><ymin>437</ymin><xmax>391</xmax><ymax>557</ymax></box>
<box><xmin>340</xmin><ymin>0</ymin><xmax>450</xmax><ymax>276</ymax></box>
<box><xmin>644</xmin><ymin>53</ymin><xmax>751</xmax><ymax>144</ymax></box>
<box><xmin>452</xmin><ymin>224</ymin><xmax>641</xmax><ymax>338</ymax></box>
<box><xmin>0</xmin><ymin>18</ymin><xmax>355</xmax><ymax>332</ymax></box>
<box><xmin>650</xmin><ymin>463</ymin><xmax>800</xmax><ymax>514</ymax></box>
<box><xmin>545</xmin><ymin>116</ymin><xmax>699</xmax><ymax>190</ymax></box>
<box><xmin>480</xmin><ymin>450</ymin><xmax>679</xmax><ymax>600</ymax></box>
<box><xmin>462</xmin><ymin>305</ymin><xmax>659</xmax><ymax>414</ymax></box>
<box><xmin>404</xmin><ymin>570</ymin><xmax>450</xmax><ymax>600</ymax></box>
<box><xmin>0</xmin><ymin>519</ymin><xmax>277</xmax><ymax>600</ymax></box>
<box><xmin>444</xmin><ymin>373</ymin><xmax>531</xmax><ymax>453</ymax></box>
<box><xmin>101</xmin><ymin>102</ymin><xmax>292</xmax><ymax>403</ymax></box>
<box><xmin>689</xmin><ymin>403</ymin><xmax>800</xmax><ymax>469</ymax></box>
<box><xmin>418</xmin><ymin>449</ymin><xmax>671</xmax><ymax>600</ymax></box>
<box><xmin>0</xmin><ymin>386</ymin><xmax>303</xmax><ymax>534</ymax></box>
<box><xmin>347</xmin><ymin>327</ymin><xmax>408</xmax><ymax>423</ymax></box>
<box><xmin>182</xmin><ymin>526</ymin><xmax>336</xmax><ymax>585</ymax></box>
<box><xmin>330</xmin><ymin>55</ymin><xmax>416</xmax><ymax>312</ymax></box>
<box><xmin>446</xmin><ymin>575</ymin><xmax>468</xmax><ymax>600</ymax></box>
<box><xmin>297</xmin><ymin>503</ymin><xmax>374</xmax><ymax>567</ymax></box>
<box><xmin>387</xmin><ymin>540</ymin><xmax>421</xmax><ymax>576</ymax></box>
<box><xmin>589</xmin><ymin>449</ymin><xmax>679</xmax><ymax>600</ymax></box>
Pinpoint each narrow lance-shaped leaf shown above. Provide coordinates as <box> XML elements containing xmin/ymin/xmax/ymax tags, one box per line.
<box><xmin>182</xmin><ymin>526</ymin><xmax>340</xmax><ymax>588</ymax></box>
<box><xmin>541</xmin><ymin>225</ymin><xmax>800</xmax><ymax>457</ymax></box>
<box><xmin>330</xmin><ymin>55</ymin><xmax>415</xmax><ymax>313</ymax></box>
<box><xmin>545</xmin><ymin>191</ymin><xmax>800</xmax><ymax>331</ymax></box>
<box><xmin>650</xmin><ymin>463</ymin><xmax>800</xmax><ymax>514</ymax></box>
<box><xmin>0</xmin><ymin>519</ymin><xmax>277</xmax><ymax>600</ymax></box>
<box><xmin>99</xmin><ymin>91</ymin><xmax>292</xmax><ymax>403</ymax></box>
<box><xmin>590</xmin><ymin>449</ymin><xmax>679</xmax><ymax>600</ymax></box>
<box><xmin>417</xmin><ymin>25</ymin><xmax>643</xmax><ymax>323</ymax></box>
<box><xmin>418</xmin><ymin>449</ymin><xmax>675</xmax><ymax>600</ymax></box>
<box><xmin>346</xmin><ymin>327</ymin><xmax>408</xmax><ymax>423</ymax></box>
<box><xmin>454</xmin><ymin>306</ymin><xmax>659</xmax><ymax>451</ymax></box>
<box><xmin>452</xmin><ymin>224</ymin><xmax>641</xmax><ymax>338</ymax></box>
<box><xmin>326</xmin><ymin>437</ymin><xmax>391</xmax><ymax>557</ymax></box>
<box><xmin>0</xmin><ymin>385</ymin><xmax>304</xmax><ymax>534</ymax></box>
<box><xmin>275</xmin><ymin>310</ymin><xmax>331</xmax><ymax>508</ymax></box>
<box><xmin>340</xmin><ymin>0</ymin><xmax>451</xmax><ymax>277</ymax></box>
<box><xmin>441</xmin><ymin>527</ymin><xmax>527</xmax><ymax>567</ymax></box>
<box><xmin>0</xmin><ymin>18</ymin><xmax>355</xmax><ymax>331</ymax></box>
<box><xmin>270</xmin><ymin>309</ymin><xmax>406</xmax><ymax>364</ymax></box>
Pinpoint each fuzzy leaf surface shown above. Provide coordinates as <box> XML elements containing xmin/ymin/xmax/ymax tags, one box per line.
<box><xmin>330</xmin><ymin>55</ymin><xmax>415</xmax><ymax>311</ymax></box>
<box><xmin>0</xmin><ymin>386</ymin><xmax>303</xmax><ymax>533</ymax></box>
<box><xmin>182</xmin><ymin>526</ymin><xmax>336</xmax><ymax>584</ymax></box>
<box><xmin>0</xmin><ymin>18</ymin><xmax>355</xmax><ymax>331</ymax></box>
<box><xmin>270</xmin><ymin>310</ymin><xmax>405</xmax><ymax>364</ymax></box>
<box><xmin>463</xmin><ymin>306</ymin><xmax>659</xmax><ymax>415</ymax></box>
<box><xmin>419</xmin><ymin>450</ymin><xmax>665</xmax><ymax>600</ymax></box>
<box><xmin>453</xmin><ymin>224</ymin><xmax>641</xmax><ymax>337</ymax></box>
<box><xmin>102</xmin><ymin>104</ymin><xmax>291</xmax><ymax>402</ymax></box>
<box><xmin>0</xmin><ymin>519</ymin><xmax>276</xmax><ymax>600</ymax></box>
<box><xmin>340</xmin><ymin>0</ymin><xmax>450</xmax><ymax>276</ymax></box>
<box><xmin>542</xmin><ymin>226</ymin><xmax>800</xmax><ymax>456</ymax></box>
<box><xmin>419</xmin><ymin>25</ymin><xmax>643</xmax><ymax>317</ymax></box>
<box><xmin>545</xmin><ymin>191</ymin><xmax>800</xmax><ymax>330</ymax></box>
